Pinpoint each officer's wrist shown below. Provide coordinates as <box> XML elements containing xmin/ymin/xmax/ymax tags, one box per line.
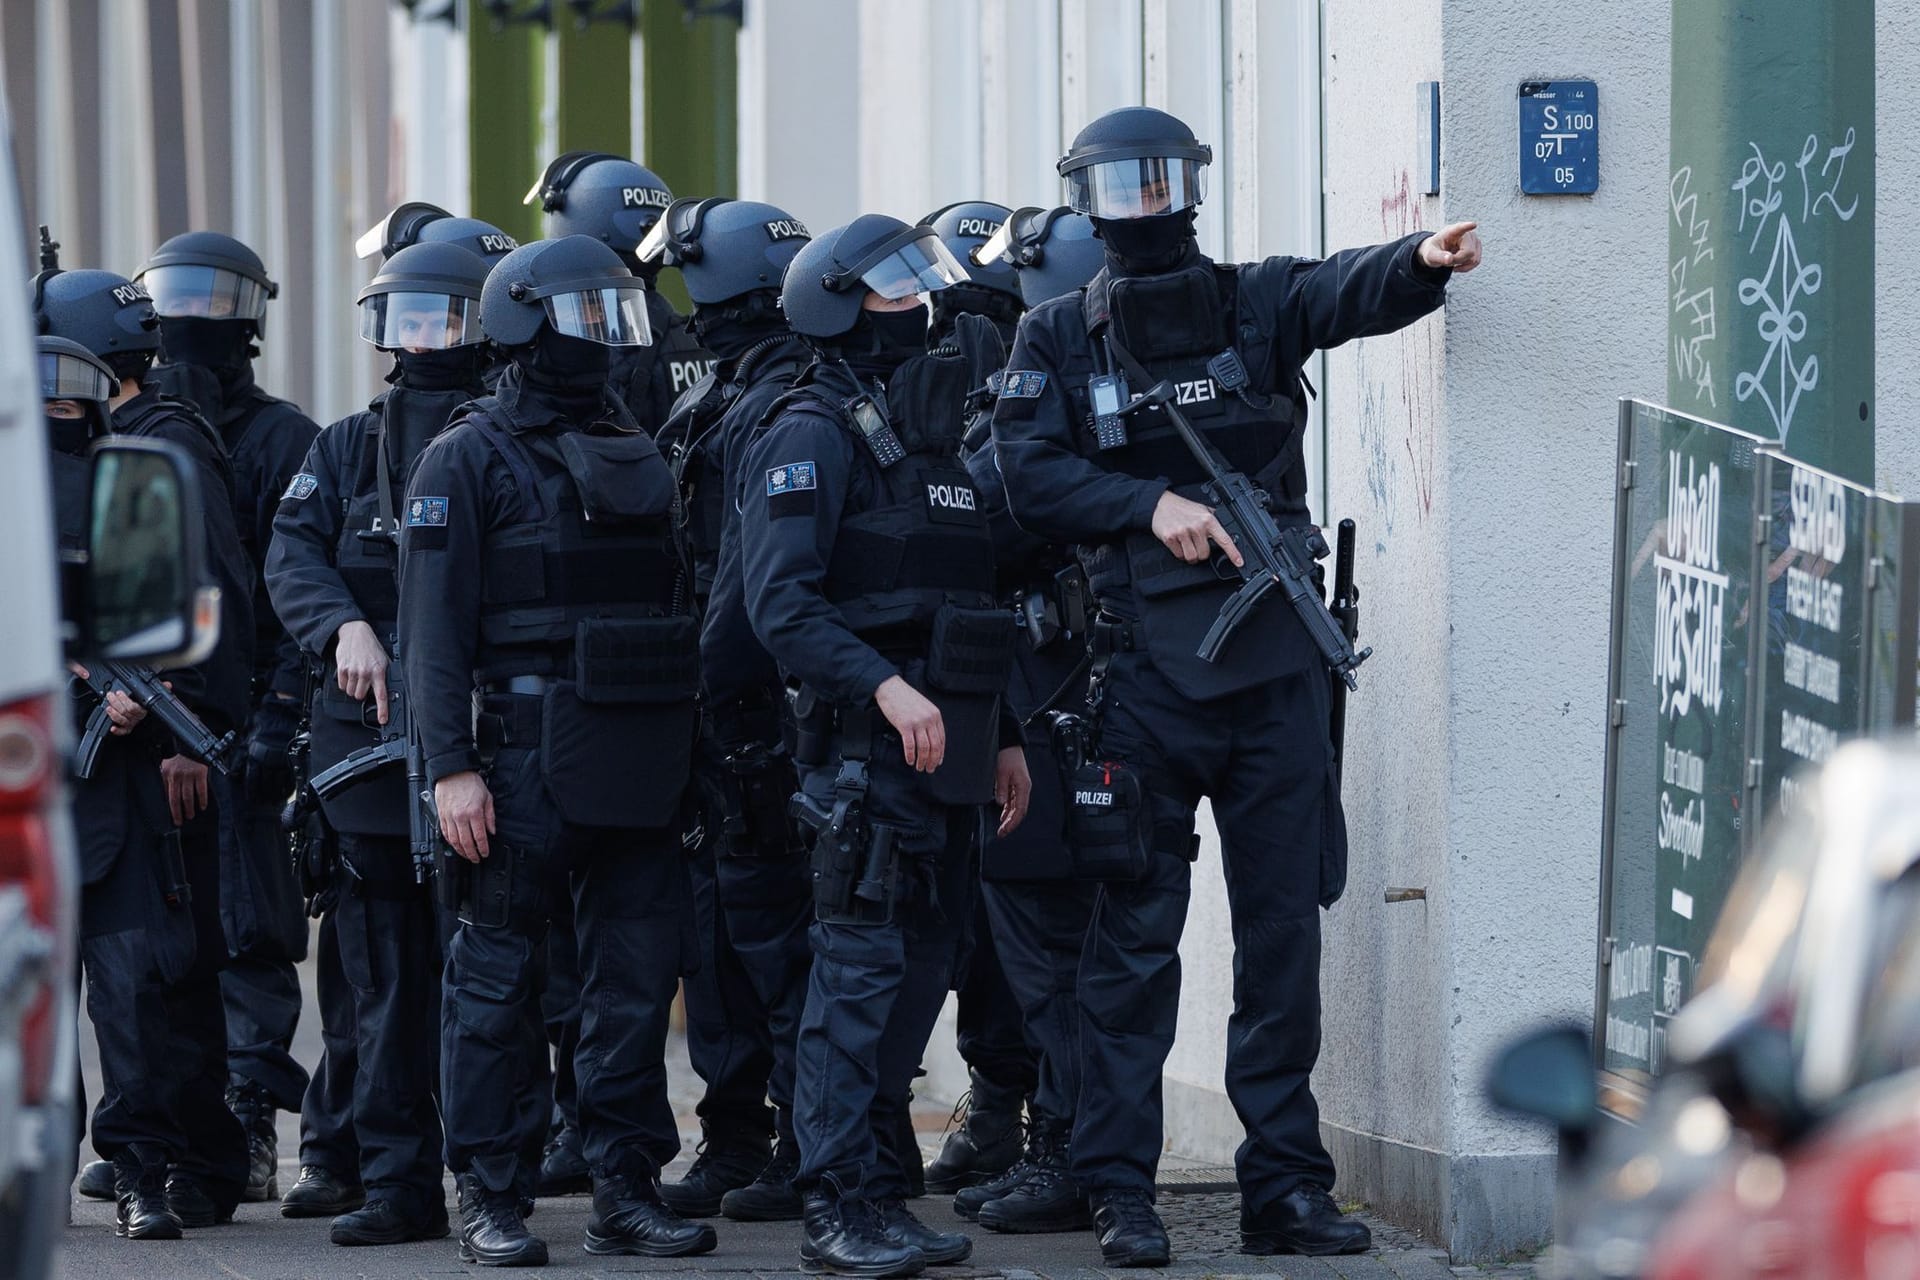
<box><xmin>1409</xmin><ymin>235</ymin><xmax>1452</xmax><ymax>285</ymax></box>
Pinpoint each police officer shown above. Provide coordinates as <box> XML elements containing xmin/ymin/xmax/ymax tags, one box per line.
<box><xmin>39</xmin><ymin>269</ymin><xmax>256</xmax><ymax>1231</ymax></box>
<box><xmin>954</xmin><ymin>205</ymin><xmax>1109</xmax><ymax>1236</ymax></box>
<box><xmin>136</xmin><ymin>232</ymin><xmax>318</xmax><ymax>1203</ymax></box>
<box><xmin>739</xmin><ymin>214</ymin><xmax>1031</xmax><ymax>1276</ymax></box>
<box><xmin>992</xmin><ymin>107</ymin><xmax>1481</xmax><ymax>1266</ymax></box>
<box><xmin>635</xmin><ymin>197</ymin><xmax>816</xmax><ymax>1221</ymax></box>
<box><xmin>523</xmin><ymin>155</ymin><xmax>716</xmax><ymax>1196</ymax></box>
<box><xmin>526</xmin><ymin>152</ymin><xmax>715</xmax><ymax>423</ymax></box>
<box><xmin>275</xmin><ymin>206</ymin><xmax>520</xmax><ymax>1221</ymax></box>
<box><xmin>266</xmin><ymin>240</ymin><xmax>500</xmax><ymax>1245</ymax></box>
<box><xmin>914</xmin><ymin>199</ymin><xmax>1038</xmax><ymax>1197</ymax></box>
<box><xmin>399</xmin><ymin>236</ymin><xmax>715</xmax><ymax>1266</ymax></box>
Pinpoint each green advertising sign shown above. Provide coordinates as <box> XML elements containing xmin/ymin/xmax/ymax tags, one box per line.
<box><xmin>1600</xmin><ymin>402</ymin><xmax>1764</xmax><ymax>1079</ymax></box>
<box><xmin>1666</xmin><ymin>0</ymin><xmax>1874</xmax><ymax>485</ymax></box>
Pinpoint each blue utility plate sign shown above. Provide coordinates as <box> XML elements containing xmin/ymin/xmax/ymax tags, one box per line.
<box><xmin>1519</xmin><ymin>80</ymin><xmax>1598</xmax><ymax>194</ymax></box>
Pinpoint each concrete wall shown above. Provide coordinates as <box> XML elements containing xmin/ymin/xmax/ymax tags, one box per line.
<box><xmin>1876</xmin><ymin>3</ymin><xmax>1920</xmax><ymax>498</ymax></box>
<box><xmin>1316</xmin><ymin>0</ymin><xmax>1672</xmax><ymax>1257</ymax></box>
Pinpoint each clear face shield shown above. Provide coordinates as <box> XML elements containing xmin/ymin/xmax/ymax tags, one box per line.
<box><xmin>39</xmin><ymin>349</ymin><xmax>116</xmax><ymax>404</ymax></box>
<box><xmin>540</xmin><ymin>286</ymin><xmax>653</xmax><ymax>346</ymax></box>
<box><xmin>137</xmin><ymin>264</ymin><xmax>272</xmax><ymax>321</ymax></box>
<box><xmin>1063</xmin><ymin>157</ymin><xmax>1208</xmax><ymax>220</ymax></box>
<box><xmin>848</xmin><ymin>232</ymin><xmax>969</xmax><ymax>301</ymax></box>
<box><xmin>357</xmin><ymin>292</ymin><xmax>485</xmax><ymax>351</ymax></box>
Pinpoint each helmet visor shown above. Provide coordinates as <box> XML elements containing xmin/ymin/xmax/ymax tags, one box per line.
<box><xmin>542</xmin><ymin>288</ymin><xmax>653</xmax><ymax>346</ymax></box>
<box><xmin>39</xmin><ymin>349</ymin><xmax>114</xmax><ymax>403</ymax></box>
<box><xmin>1063</xmin><ymin>157</ymin><xmax>1207</xmax><ymax>219</ymax></box>
<box><xmin>138</xmin><ymin>263</ymin><xmax>271</xmax><ymax>321</ymax></box>
<box><xmin>859</xmin><ymin>235</ymin><xmax>968</xmax><ymax>301</ymax></box>
<box><xmin>358</xmin><ymin>292</ymin><xmax>485</xmax><ymax>351</ymax></box>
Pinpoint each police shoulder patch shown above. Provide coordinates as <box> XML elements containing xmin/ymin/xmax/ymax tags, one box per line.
<box><xmin>766</xmin><ymin>462</ymin><xmax>816</xmax><ymax>496</ymax></box>
<box><xmin>282</xmin><ymin>472</ymin><xmax>319</xmax><ymax>501</ymax></box>
<box><xmin>406</xmin><ymin>496</ymin><xmax>449</xmax><ymax>527</ymax></box>
<box><xmin>1000</xmin><ymin>370</ymin><xmax>1047</xmax><ymax>399</ymax></box>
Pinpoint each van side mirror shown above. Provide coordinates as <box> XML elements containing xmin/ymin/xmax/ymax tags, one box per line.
<box><xmin>1487</xmin><ymin>1025</ymin><xmax>1600</xmax><ymax>1137</ymax></box>
<box><xmin>84</xmin><ymin>440</ymin><xmax>219</xmax><ymax>666</ymax></box>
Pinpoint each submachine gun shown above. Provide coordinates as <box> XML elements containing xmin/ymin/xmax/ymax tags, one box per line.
<box><xmin>74</xmin><ymin>661</ymin><xmax>241</xmax><ymax>781</ymax></box>
<box><xmin>1107</xmin><ymin>347</ymin><xmax>1372</xmax><ymax>690</ymax></box>
<box><xmin>301</xmin><ymin>641</ymin><xmax>439</xmax><ymax>886</ymax></box>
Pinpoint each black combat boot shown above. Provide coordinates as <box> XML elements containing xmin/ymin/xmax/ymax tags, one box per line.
<box><xmin>975</xmin><ymin>1121</ymin><xmax>1091</xmax><ymax>1233</ymax></box>
<box><xmin>456</xmin><ymin>1173</ymin><xmax>548</xmax><ymax>1267</ymax></box>
<box><xmin>76</xmin><ymin>1158</ymin><xmax>116</xmax><ymax>1201</ymax></box>
<box><xmin>536</xmin><ymin>1124</ymin><xmax>590</xmax><ymax>1197</ymax></box>
<box><xmin>226</xmin><ymin>1081</ymin><xmax>279</xmax><ymax>1202</ymax></box>
<box><xmin>329</xmin><ymin>1196</ymin><xmax>452</xmax><ymax>1246</ymax></box>
<box><xmin>1091</xmin><ymin>1188</ymin><xmax>1171</xmax><ymax>1268</ymax></box>
<box><xmin>953</xmin><ymin>1113</ymin><xmax>1062</xmax><ymax>1220</ymax></box>
<box><xmin>113</xmin><ymin>1148</ymin><xmax>182</xmax><ymax>1241</ymax></box>
<box><xmin>720</xmin><ymin>1134</ymin><xmax>803</xmax><ymax>1221</ymax></box>
<box><xmin>585</xmin><ymin>1163</ymin><xmax>718</xmax><ymax>1257</ymax></box>
<box><xmin>799</xmin><ymin>1190</ymin><xmax>925</xmax><ymax>1278</ymax></box>
<box><xmin>875</xmin><ymin>1198</ymin><xmax>972</xmax><ymax>1264</ymax></box>
<box><xmin>923</xmin><ymin>1072</ymin><xmax>1025</xmax><ymax>1193</ymax></box>
<box><xmin>659</xmin><ymin>1124</ymin><xmax>771</xmax><ymax>1217</ymax></box>
<box><xmin>1240</xmin><ymin>1185</ymin><xmax>1372</xmax><ymax>1256</ymax></box>
<box><xmin>165</xmin><ymin>1170</ymin><xmax>235</xmax><ymax>1227</ymax></box>
<box><xmin>280</xmin><ymin>1163</ymin><xmax>366</xmax><ymax>1218</ymax></box>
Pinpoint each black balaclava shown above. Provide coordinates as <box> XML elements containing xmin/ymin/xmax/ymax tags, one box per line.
<box><xmin>392</xmin><ymin>345</ymin><xmax>489</xmax><ymax>393</ymax></box>
<box><xmin>836</xmin><ymin>303</ymin><xmax>931</xmax><ymax>377</ymax></box>
<box><xmin>687</xmin><ymin>291</ymin><xmax>787</xmax><ymax>362</ymax></box>
<box><xmin>929</xmin><ymin>284</ymin><xmax>1023</xmax><ymax>348</ymax></box>
<box><xmin>516</xmin><ymin>325</ymin><xmax>612</xmax><ymax>419</ymax></box>
<box><xmin>156</xmin><ymin>317</ymin><xmax>256</xmax><ymax>399</ymax></box>
<box><xmin>384</xmin><ymin>348</ymin><xmax>488</xmax><ymax>480</ymax></box>
<box><xmin>45</xmin><ymin>408</ymin><xmax>100</xmax><ymax>459</ymax></box>
<box><xmin>1093</xmin><ymin>208</ymin><xmax>1200</xmax><ymax>275</ymax></box>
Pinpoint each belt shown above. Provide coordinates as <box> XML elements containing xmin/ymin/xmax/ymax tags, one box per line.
<box><xmin>481</xmin><ymin>675</ymin><xmax>552</xmax><ymax>697</ymax></box>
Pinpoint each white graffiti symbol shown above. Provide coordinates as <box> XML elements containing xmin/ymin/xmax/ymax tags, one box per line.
<box><xmin>1669</xmin><ymin>166</ymin><xmax>1717</xmax><ymax>408</ymax></box>
<box><xmin>1729</xmin><ymin>130</ymin><xmax>1857</xmax><ymax>443</ymax></box>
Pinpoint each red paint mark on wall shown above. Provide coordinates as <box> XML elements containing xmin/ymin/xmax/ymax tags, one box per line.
<box><xmin>1380</xmin><ymin>169</ymin><xmax>1427</xmax><ymax>238</ymax></box>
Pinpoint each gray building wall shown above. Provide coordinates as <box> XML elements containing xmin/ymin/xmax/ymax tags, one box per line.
<box><xmin>1318</xmin><ymin>0</ymin><xmax>1673</xmax><ymax>1258</ymax></box>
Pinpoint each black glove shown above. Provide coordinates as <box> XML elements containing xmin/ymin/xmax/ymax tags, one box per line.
<box><xmin>246</xmin><ymin>695</ymin><xmax>303</xmax><ymax>803</ymax></box>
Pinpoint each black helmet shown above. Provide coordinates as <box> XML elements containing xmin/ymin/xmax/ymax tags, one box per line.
<box><xmin>356</xmin><ymin>200</ymin><xmax>520</xmax><ymax>263</ymax></box>
<box><xmin>356</xmin><ymin>241</ymin><xmax>493</xmax><ymax>351</ymax></box>
<box><xmin>780</xmin><ymin>214</ymin><xmax>967</xmax><ymax>340</ymax></box>
<box><xmin>525</xmin><ymin>152</ymin><xmax>674</xmax><ymax>255</ymax></box>
<box><xmin>479</xmin><ymin>236</ymin><xmax>652</xmax><ymax>349</ymax></box>
<box><xmin>976</xmin><ymin>205</ymin><xmax>1106</xmax><ymax>306</ymax></box>
<box><xmin>36</xmin><ymin>269</ymin><xmax>160</xmax><ymax>375</ymax></box>
<box><xmin>634</xmin><ymin>197</ymin><xmax>810</xmax><ymax>305</ymax></box>
<box><xmin>921</xmin><ymin>201</ymin><xmax>1020</xmax><ymax>302</ymax></box>
<box><xmin>37</xmin><ymin>335</ymin><xmax>117</xmax><ymax>405</ymax></box>
<box><xmin>135</xmin><ymin>231</ymin><xmax>278</xmax><ymax>335</ymax></box>
<box><xmin>1058</xmin><ymin>106</ymin><xmax>1211</xmax><ymax>220</ymax></box>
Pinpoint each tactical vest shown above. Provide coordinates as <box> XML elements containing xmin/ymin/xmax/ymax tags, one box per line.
<box><xmin>466</xmin><ymin>405</ymin><xmax>699</xmax><ymax>828</ymax></box>
<box><xmin>780</xmin><ymin>346</ymin><xmax>1012</xmax><ymax>805</ymax></box>
<box><xmin>1080</xmin><ymin>262</ymin><xmax>1318</xmax><ymax>698</ymax></box>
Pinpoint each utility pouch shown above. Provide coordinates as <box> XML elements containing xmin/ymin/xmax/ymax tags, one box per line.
<box><xmin>926</xmin><ymin>605</ymin><xmax>1017</xmax><ymax>695</ymax></box>
<box><xmin>541</xmin><ymin>678</ymin><xmax>692</xmax><ymax>828</ymax></box>
<box><xmin>807</xmin><ymin>808</ymin><xmax>902</xmax><ymax>927</ymax></box>
<box><xmin>435</xmin><ymin>842</ymin><xmax>468</xmax><ymax>916</ymax></box>
<box><xmin>1125</xmin><ymin>531</ymin><xmax>1293</xmax><ymax>700</ymax></box>
<box><xmin>458</xmin><ymin>841</ymin><xmax>514</xmax><ymax>929</ymax></box>
<box><xmin>721</xmin><ymin>743</ymin><xmax>802</xmax><ymax>859</ymax></box>
<box><xmin>1063</xmin><ymin>757</ymin><xmax>1152</xmax><ymax>882</ymax></box>
<box><xmin>556</xmin><ymin>431</ymin><xmax>675</xmax><ymax>525</ymax></box>
<box><xmin>573</xmin><ymin>616</ymin><xmax>700</xmax><ymax>705</ymax></box>
<box><xmin>1107</xmin><ymin>267</ymin><xmax>1232</xmax><ymax>362</ymax></box>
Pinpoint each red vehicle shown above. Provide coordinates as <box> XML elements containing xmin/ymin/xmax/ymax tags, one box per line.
<box><xmin>1492</xmin><ymin>740</ymin><xmax>1920</xmax><ymax>1280</ymax></box>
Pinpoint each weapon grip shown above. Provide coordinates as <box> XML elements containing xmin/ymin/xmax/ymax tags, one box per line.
<box><xmin>1198</xmin><ymin>572</ymin><xmax>1278</xmax><ymax>663</ymax></box>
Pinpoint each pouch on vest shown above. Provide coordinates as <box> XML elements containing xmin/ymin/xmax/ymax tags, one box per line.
<box><xmin>573</xmin><ymin>616</ymin><xmax>701</xmax><ymax>705</ymax></box>
<box><xmin>903</xmin><ymin>652</ymin><xmax>1001</xmax><ymax>808</ymax></box>
<box><xmin>1124</xmin><ymin>531</ymin><xmax>1309</xmax><ymax>701</ymax></box>
<box><xmin>540</xmin><ymin>678</ymin><xmax>693</xmax><ymax>828</ymax></box>
<box><xmin>925</xmin><ymin>604</ymin><xmax>1017</xmax><ymax>695</ymax></box>
<box><xmin>1106</xmin><ymin>267</ymin><xmax>1232</xmax><ymax>363</ymax></box>
<box><xmin>556</xmin><ymin>430</ymin><xmax>675</xmax><ymax>524</ymax></box>
<box><xmin>1063</xmin><ymin>758</ymin><xmax>1151</xmax><ymax>882</ymax></box>
<box><xmin>309</xmin><ymin>677</ymin><xmax>411</xmax><ymax>837</ymax></box>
